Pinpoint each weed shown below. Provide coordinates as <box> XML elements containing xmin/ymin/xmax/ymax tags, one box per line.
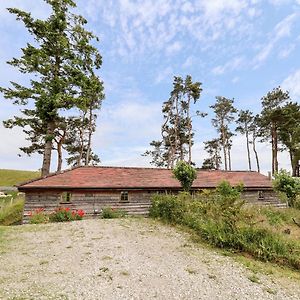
<box><xmin>0</xmin><ymin>199</ymin><xmax>24</xmax><ymax>225</ymax></box>
<box><xmin>120</xmin><ymin>270</ymin><xmax>130</xmax><ymax>276</ymax></box>
<box><xmin>248</xmin><ymin>274</ymin><xmax>260</xmax><ymax>284</ymax></box>
<box><xmin>150</xmin><ymin>184</ymin><xmax>300</xmax><ymax>271</ymax></box>
<box><xmin>264</xmin><ymin>287</ymin><xmax>277</xmax><ymax>295</ymax></box>
<box><xmin>186</xmin><ymin>268</ymin><xmax>197</xmax><ymax>274</ymax></box>
<box><xmin>101</xmin><ymin>207</ymin><xmax>127</xmax><ymax>219</ymax></box>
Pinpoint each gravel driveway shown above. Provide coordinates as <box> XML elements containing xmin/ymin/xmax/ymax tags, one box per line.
<box><xmin>0</xmin><ymin>218</ymin><xmax>299</xmax><ymax>300</ymax></box>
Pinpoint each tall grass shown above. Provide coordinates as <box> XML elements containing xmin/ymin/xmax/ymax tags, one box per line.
<box><xmin>0</xmin><ymin>199</ymin><xmax>24</xmax><ymax>225</ymax></box>
<box><xmin>150</xmin><ymin>185</ymin><xmax>300</xmax><ymax>270</ymax></box>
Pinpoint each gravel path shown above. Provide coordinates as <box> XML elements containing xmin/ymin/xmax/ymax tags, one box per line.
<box><xmin>0</xmin><ymin>218</ymin><xmax>299</xmax><ymax>300</ymax></box>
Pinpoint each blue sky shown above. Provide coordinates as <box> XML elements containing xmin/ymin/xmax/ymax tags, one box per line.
<box><xmin>0</xmin><ymin>0</ymin><xmax>300</xmax><ymax>174</ymax></box>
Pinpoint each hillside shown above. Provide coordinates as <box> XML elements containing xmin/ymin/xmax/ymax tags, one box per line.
<box><xmin>0</xmin><ymin>169</ymin><xmax>40</xmax><ymax>187</ymax></box>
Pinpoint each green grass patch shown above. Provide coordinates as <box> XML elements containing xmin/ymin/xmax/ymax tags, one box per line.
<box><xmin>0</xmin><ymin>169</ymin><xmax>40</xmax><ymax>186</ymax></box>
<box><xmin>150</xmin><ymin>184</ymin><xmax>300</xmax><ymax>271</ymax></box>
<box><xmin>0</xmin><ymin>198</ymin><xmax>24</xmax><ymax>225</ymax></box>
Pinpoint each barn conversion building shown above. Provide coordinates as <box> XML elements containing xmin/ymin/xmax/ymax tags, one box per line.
<box><xmin>18</xmin><ymin>166</ymin><xmax>283</xmax><ymax>222</ymax></box>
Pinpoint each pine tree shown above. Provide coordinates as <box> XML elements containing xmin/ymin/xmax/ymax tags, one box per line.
<box><xmin>259</xmin><ymin>87</ymin><xmax>289</xmax><ymax>175</ymax></box>
<box><xmin>1</xmin><ymin>0</ymin><xmax>103</xmax><ymax>176</ymax></box>
<box><xmin>236</xmin><ymin>110</ymin><xmax>254</xmax><ymax>171</ymax></box>
<box><xmin>210</xmin><ymin>97</ymin><xmax>237</xmax><ymax>171</ymax></box>
<box><xmin>144</xmin><ymin>75</ymin><xmax>203</xmax><ymax>167</ymax></box>
<box><xmin>278</xmin><ymin>102</ymin><xmax>300</xmax><ymax>176</ymax></box>
<box><xmin>202</xmin><ymin>138</ymin><xmax>222</xmax><ymax>170</ymax></box>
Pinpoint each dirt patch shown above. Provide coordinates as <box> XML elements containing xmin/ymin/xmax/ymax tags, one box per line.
<box><xmin>0</xmin><ymin>218</ymin><xmax>299</xmax><ymax>299</ymax></box>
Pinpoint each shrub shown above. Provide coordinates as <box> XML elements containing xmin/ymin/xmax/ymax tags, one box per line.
<box><xmin>0</xmin><ymin>199</ymin><xmax>24</xmax><ymax>225</ymax></box>
<box><xmin>29</xmin><ymin>208</ymin><xmax>49</xmax><ymax>224</ymax></box>
<box><xmin>173</xmin><ymin>161</ymin><xmax>197</xmax><ymax>192</ymax></box>
<box><xmin>150</xmin><ymin>181</ymin><xmax>300</xmax><ymax>270</ymax></box>
<box><xmin>101</xmin><ymin>207</ymin><xmax>126</xmax><ymax>219</ymax></box>
<box><xmin>49</xmin><ymin>207</ymin><xmax>85</xmax><ymax>222</ymax></box>
<box><xmin>273</xmin><ymin>170</ymin><xmax>300</xmax><ymax>207</ymax></box>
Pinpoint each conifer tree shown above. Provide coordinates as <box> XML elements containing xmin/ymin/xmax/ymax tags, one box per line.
<box><xmin>210</xmin><ymin>97</ymin><xmax>237</xmax><ymax>171</ymax></box>
<box><xmin>1</xmin><ymin>0</ymin><xmax>104</xmax><ymax>176</ymax></box>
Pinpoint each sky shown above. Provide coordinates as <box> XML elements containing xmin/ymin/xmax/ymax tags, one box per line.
<box><xmin>0</xmin><ymin>0</ymin><xmax>300</xmax><ymax>174</ymax></box>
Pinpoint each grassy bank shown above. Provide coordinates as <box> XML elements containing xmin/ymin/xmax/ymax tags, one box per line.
<box><xmin>150</xmin><ymin>183</ymin><xmax>300</xmax><ymax>270</ymax></box>
<box><xmin>0</xmin><ymin>198</ymin><xmax>24</xmax><ymax>225</ymax></box>
<box><xmin>0</xmin><ymin>169</ymin><xmax>40</xmax><ymax>186</ymax></box>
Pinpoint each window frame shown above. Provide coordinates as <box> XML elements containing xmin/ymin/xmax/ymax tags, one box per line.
<box><xmin>120</xmin><ymin>191</ymin><xmax>129</xmax><ymax>202</ymax></box>
<box><xmin>60</xmin><ymin>192</ymin><xmax>72</xmax><ymax>204</ymax></box>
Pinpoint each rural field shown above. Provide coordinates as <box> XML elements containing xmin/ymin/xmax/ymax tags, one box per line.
<box><xmin>1</xmin><ymin>218</ymin><xmax>300</xmax><ymax>300</ymax></box>
<box><xmin>0</xmin><ymin>169</ymin><xmax>40</xmax><ymax>187</ymax></box>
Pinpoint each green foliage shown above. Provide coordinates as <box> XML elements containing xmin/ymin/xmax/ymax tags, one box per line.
<box><xmin>0</xmin><ymin>199</ymin><xmax>24</xmax><ymax>225</ymax></box>
<box><xmin>143</xmin><ymin>75</ymin><xmax>204</xmax><ymax>167</ymax></box>
<box><xmin>49</xmin><ymin>207</ymin><xmax>85</xmax><ymax>222</ymax></box>
<box><xmin>173</xmin><ymin>161</ymin><xmax>197</xmax><ymax>192</ymax></box>
<box><xmin>273</xmin><ymin>170</ymin><xmax>300</xmax><ymax>207</ymax></box>
<box><xmin>29</xmin><ymin>209</ymin><xmax>49</xmax><ymax>224</ymax></box>
<box><xmin>1</xmin><ymin>0</ymin><xmax>104</xmax><ymax>175</ymax></box>
<box><xmin>0</xmin><ymin>169</ymin><xmax>40</xmax><ymax>186</ymax></box>
<box><xmin>150</xmin><ymin>181</ymin><xmax>300</xmax><ymax>270</ymax></box>
<box><xmin>101</xmin><ymin>207</ymin><xmax>126</xmax><ymax>219</ymax></box>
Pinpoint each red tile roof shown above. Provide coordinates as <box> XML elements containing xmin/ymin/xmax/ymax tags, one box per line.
<box><xmin>18</xmin><ymin>166</ymin><xmax>272</xmax><ymax>190</ymax></box>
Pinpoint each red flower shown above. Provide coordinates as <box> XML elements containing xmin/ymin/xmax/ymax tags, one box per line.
<box><xmin>77</xmin><ymin>209</ymin><xmax>85</xmax><ymax>217</ymax></box>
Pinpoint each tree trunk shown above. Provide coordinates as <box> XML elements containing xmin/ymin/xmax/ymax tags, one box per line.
<box><xmin>187</xmin><ymin>95</ymin><xmax>192</xmax><ymax>165</ymax></box>
<box><xmin>228</xmin><ymin>147</ymin><xmax>232</xmax><ymax>171</ymax></box>
<box><xmin>246</xmin><ymin>129</ymin><xmax>252</xmax><ymax>171</ymax></box>
<box><xmin>41</xmin><ymin>122</ymin><xmax>55</xmax><ymax>177</ymax></box>
<box><xmin>221</xmin><ymin>125</ymin><xmax>228</xmax><ymax>170</ymax></box>
<box><xmin>57</xmin><ymin>141</ymin><xmax>63</xmax><ymax>172</ymax></box>
<box><xmin>274</xmin><ymin>126</ymin><xmax>279</xmax><ymax>174</ymax></box>
<box><xmin>85</xmin><ymin>106</ymin><xmax>93</xmax><ymax>166</ymax></box>
<box><xmin>271</xmin><ymin>122</ymin><xmax>278</xmax><ymax>175</ymax></box>
<box><xmin>252</xmin><ymin>135</ymin><xmax>260</xmax><ymax>173</ymax></box>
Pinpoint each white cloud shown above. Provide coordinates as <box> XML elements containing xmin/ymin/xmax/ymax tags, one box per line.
<box><xmin>253</xmin><ymin>12</ymin><xmax>298</xmax><ymax>67</ymax></box>
<box><xmin>165</xmin><ymin>41</ymin><xmax>182</xmax><ymax>55</ymax></box>
<box><xmin>154</xmin><ymin>66</ymin><xmax>173</xmax><ymax>84</ymax></box>
<box><xmin>278</xmin><ymin>44</ymin><xmax>295</xmax><ymax>58</ymax></box>
<box><xmin>282</xmin><ymin>69</ymin><xmax>300</xmax><ymax>99</ymax></box>
<box><xmin>212</xmin><ymin>56</ymin><xmax>244</xmax><ymax>75</ymax></box>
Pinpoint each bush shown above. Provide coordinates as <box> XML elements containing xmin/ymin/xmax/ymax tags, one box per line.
<box><xmin>0</xmin><ymin>199</ymin><xmax>24</xmax><ymax>225</ymax></box>
<box><xmin>101</xmin><ymin>207</ymin><xmax>126</xmax><ymax>219</ymax></box>
<box><xmin>173</xmin><ymin>161</ymin><xmax>197</xmax><ymax>192</ymax></box>
<box><xmin>49</xmin><ymin>207</ymin><xmax>85</xmax><ymax>222</ymax></box>
<box><xmin>29</xmin><ymin>208</ymin><xmax>49</xmax><ymax>224</ymax></box>
<box><xmin>150</xmin><ymin>181</ymin><xmax>300</xmax><ymax>270</ymax></box>
<box><xmin>273</xmin><ymin>170</ymin><xmax>300</xmax><ymax>207</ymax></box>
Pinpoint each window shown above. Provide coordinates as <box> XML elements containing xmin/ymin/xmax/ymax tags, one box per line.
<box><xmin>61</xmin><ymin>192</ymin><xmax>72</xmax><ymax>203</ymax></box>
<box><xmin>120</xmin><ymin>191</ymin><xmax>129</xmax><ymax>202</ymax></box>
<box><xmin>258</xmin><ymin>191</ymin><xmax>264</xmax><ymax>200</ymax></box>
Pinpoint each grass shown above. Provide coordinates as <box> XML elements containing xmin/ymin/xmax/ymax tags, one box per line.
<box><xmin>0</xmin><ymin>198</ymin><xmax>24</xmax><ymax>225</ymax></box>
<box><xmin>150</xmin><ymin>188</ymin><xmax>300</xmax><ymax>271</ymax></box>
<box><xmin>0</xmin><ymin>169</ymin><xmax>40</xmax><ymax>186</ymax></box>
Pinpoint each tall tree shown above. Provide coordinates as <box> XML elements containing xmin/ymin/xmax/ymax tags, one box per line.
<box><xmin>248</xmin><ymin>115</ymin><xmax>261</xmax><ymax>173</ymax></box>
<box><xmin>144</xmin><ymin>75</ymin><xmax>203</xmax><ymax>167</ymax></box>
<box><xmin>210</xmin><ymin>97</ymin><xmax>237</xmax><ymax>171</ymax></box>
<box><xmin>202</xmin><ymin>138</ymin><xmax>222</xmax><ymax>170</ymax></box>
<box><xmin>236</xmin><ymin>110</ymin><xmax>254</xmax><ymax>171</ymax></box>
<box><xmin>278</xmin><ymin>102</ymin><xmax>300</xmax><ymax>177</ymax></box>
<box><xmin>259</xmin><ymin>87</ymin><xmax>289</xmax><ymax>175</ymax></box>
<box><xmin>1</xmin><ymin>0</ymin><xmax>103</xmax><ymax>176</ymax></box>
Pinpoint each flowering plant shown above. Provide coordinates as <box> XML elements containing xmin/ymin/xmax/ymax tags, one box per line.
<box><xmin>29</xmin><ymin>207</ymin><xmax>85</xmax><ymax>223</ymax></box>
<box><xmin>29</xmin><ymin>208</ymin><xmax>49</xmax><ymax>224</ymax></box>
